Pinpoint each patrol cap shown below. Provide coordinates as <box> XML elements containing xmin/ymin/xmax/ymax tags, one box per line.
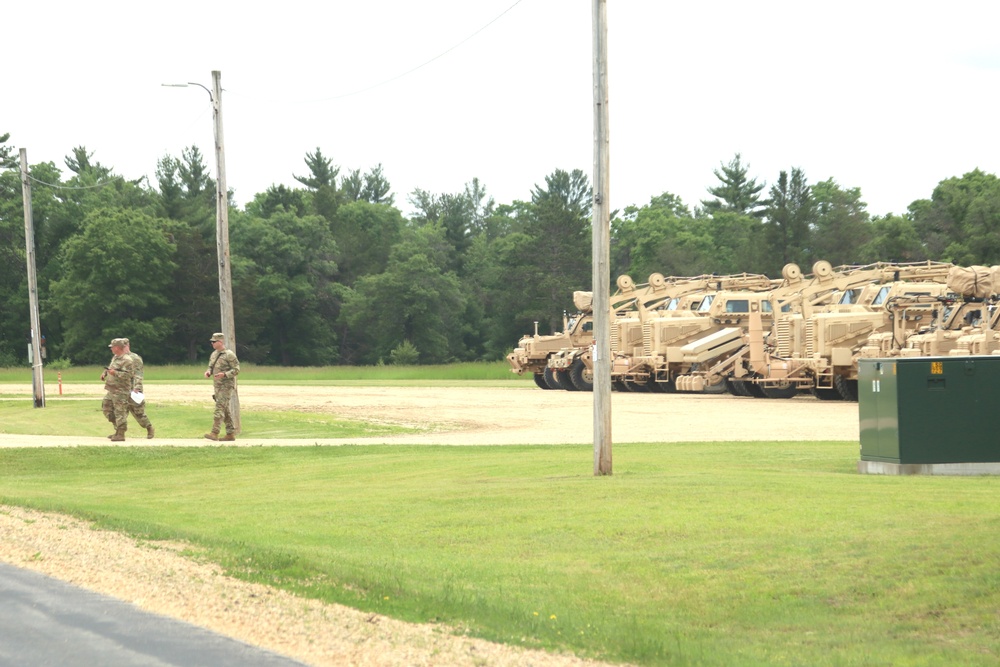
<box><xmin>108</xmin><ymin>338</ymin><xmax>124</xmax><ymax>348</ymax></box>
<box><xmin>120</xmin><ymin>338</ymin><xmax>130</xmax><ymax>346</ymax></box>
<box><xmin>210</xmin><ymin>332</ymin><xmax>225</xmax><ymax>342</ymax></box>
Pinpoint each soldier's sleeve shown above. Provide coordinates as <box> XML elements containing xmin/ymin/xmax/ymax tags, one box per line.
<box><xmin>227</xmin><ymin>351</ymin><xmax>240</xmax><ymax>378</ymax></box>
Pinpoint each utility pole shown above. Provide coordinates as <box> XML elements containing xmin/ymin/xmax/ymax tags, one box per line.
<box><xmin>19</xmin><ymin>149</ymin><xmax>45</xmax><ymax>408</ymax></box>
<box><xmin>209</xmin><ymin>70</ymin><xmax>240</xmax><ymax>432</ymax></box>
<box><xmin>592</xmin><ymin>0</ymin><xmax>611</xmax><ymax>475</ymax></box>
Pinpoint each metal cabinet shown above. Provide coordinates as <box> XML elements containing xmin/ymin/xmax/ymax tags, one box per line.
<box><xmin>859</xmin><ymin>356</ymin><xmax>1000</xmax><ymax>466</ymax></box>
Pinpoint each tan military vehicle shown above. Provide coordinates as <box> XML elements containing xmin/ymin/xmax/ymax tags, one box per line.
<box><xmin>609</xmin><ymin>270</ymin><xmax>787</xmax><ymax>392</ymax></box>
<box><xmin>506</xmin><ymin>290</ymin><xmax>595</xmax><ymax>389</ymax></box>
<box><xmin>727</xmin><ymin>261</ymin><xmax>953</xmax><ymax>400</ymax></box>
<box><xmin>861</xmin><ymin>264</ymin><xmax>999</xmax><ymax>360</ymax></box>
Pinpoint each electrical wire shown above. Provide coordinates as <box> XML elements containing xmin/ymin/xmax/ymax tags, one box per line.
<box><xmin>235</xmin><ymin>0</ymin><xmax>525</xmax><ymax>104</ymax></box>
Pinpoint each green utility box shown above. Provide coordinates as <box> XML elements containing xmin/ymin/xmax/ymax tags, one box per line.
<box><xmin>858</xmin><ymin>356</ymin><xmax>1000</xmax><ymax>474</ymax></box>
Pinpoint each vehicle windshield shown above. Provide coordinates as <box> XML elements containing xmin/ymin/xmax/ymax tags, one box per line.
<box><xmin>839</xmin><ymin>288</ymin><xmax>862</xmax><ymax>305</ymax></box>
<box><xmin>697</xmin><ymin>295</ymin><xmax>715</xmax><ymax>312</ymax></box>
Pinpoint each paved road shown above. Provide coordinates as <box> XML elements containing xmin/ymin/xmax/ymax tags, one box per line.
<box><xmin>0</xmin><ymin>562</ymin><xmax>307</xmax><ymax>667</ymax></box>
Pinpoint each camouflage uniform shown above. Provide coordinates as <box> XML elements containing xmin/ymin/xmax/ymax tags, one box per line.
<box><xmin>101</xmin><ymin>339</ymin><xmax>134</xmax><ymax>440</ymax></box>
<box><xmin>122</xmin><ymin>338</ymin><xmax>154</xmax><ymax>438</ymax></box>
<box><xmin>205</xmin><ymin>332</ymin><xmax>240</xmax><ymax>440</ymax></box>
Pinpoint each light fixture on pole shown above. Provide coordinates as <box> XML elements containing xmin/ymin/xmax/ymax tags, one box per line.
<box><xmin>162</xmin><ymin>71</ymin><xmax>240</xmax><ymax>432</ymax></box>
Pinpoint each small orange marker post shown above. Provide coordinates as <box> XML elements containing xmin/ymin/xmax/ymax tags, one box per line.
<box><xmin>58</xmin><ymin>371</ymin><xmax>62</xmax><ymax>396</ymax></box>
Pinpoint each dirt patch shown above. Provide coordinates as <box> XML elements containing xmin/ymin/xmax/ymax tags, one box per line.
<box><xmin>0</xmin><ymin>384</ymin><xmax>860</xmax><ymax>665</ymax></box>
<box><xmin>0</xmin><ymin>383</ymin><xmax>860</xmax><ymax>446</ymax></box>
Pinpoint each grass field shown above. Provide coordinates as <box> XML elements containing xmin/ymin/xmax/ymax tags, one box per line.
<box><xmin>2</xmin><ymin>441</ymin><xmax>998</xmax><ymax>666</ymax></box>
<box><xmin>0</xmin><ymin>399</ymin><xmax>415</xmax><ymax>439</ymax></box>
<box><xmin>0</xmin><ymin>361</ymin><xmax>532</xmax><ymax>386</ymax></box>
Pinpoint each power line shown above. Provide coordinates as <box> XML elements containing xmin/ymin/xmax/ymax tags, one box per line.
<box><xmin>25</xmin><ymin>173</ymin><xmax>125</xmax><ymax>190</ymax></box>
<box><xmin>234</xmin><ymin>0</ymin><xmax>525</xmax><ymax>104</ymax></box>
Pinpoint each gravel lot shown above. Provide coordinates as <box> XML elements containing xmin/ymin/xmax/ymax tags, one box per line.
<box><xmin>0</xmin><ymin>383</ymin><xmax>861</xmax><ymax>665</ymax></box>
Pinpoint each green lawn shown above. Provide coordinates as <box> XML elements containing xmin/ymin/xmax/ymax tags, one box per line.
<box><xmin>2</xmin><ymin>442</ymin><xmax>997</xmax><ymax>666</ymax></box>
<box><xmin>0</xmin><ymin>361</ymin><xmax>533</xmax><ymax>386</ymax></box>
<box><xmin>0</xmin><ymin>399</ymin><xmax>415</xmax><ymax>439</ymax></box>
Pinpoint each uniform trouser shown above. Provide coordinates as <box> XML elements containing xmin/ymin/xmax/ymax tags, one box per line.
<box><xmin>213</xmin><ymin>384</ymin><xmax>236</xmax><ymax>432</ymax></box>
<box><xmin>127</xmin><ymin>398</ymin><xmax>152</xmax><ymax>428</ymax></box>
<box><xmin>101</xmin><ymin>392</ymin><xmax>129</xmax><ymax>432</ymax></box>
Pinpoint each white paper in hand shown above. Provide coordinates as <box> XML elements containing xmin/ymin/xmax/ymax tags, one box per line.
<box><xmin>130</xmin><ymin>391</ymin><xmax>145</xmax><ymax>404</ymax></box>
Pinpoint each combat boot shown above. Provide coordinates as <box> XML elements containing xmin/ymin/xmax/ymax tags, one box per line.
<box><xmin>220</xmin><ymin>432</ymin><xmax>236</xmax><ymax>441</ymax></box>
<box><xmin>109</xmin><ymin>430</ymin><xmax>125</xmax><ymax>442</ymax></box>
<box><xmin>203</xmin><ymin>431</ymin><xmax>220</xmax><ymax>441</ymax></box>
<box><xmin>146</xmin><ymin>425</ymin><xmax>155</xmax><ymax>439</ymax></box>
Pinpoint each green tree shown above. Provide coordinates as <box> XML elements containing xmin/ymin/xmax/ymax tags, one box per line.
<box><xmin>909</xmin><ymin>169</ymin><xmax>1000</xmax><ymax>264</ymax></box>
<box><xmin>231</xmin><ymin>209</ymin><xmax>340</xmax><ymax>365</ymax></box>
<box><xmin>809</xmin><ymin>179</ymin><xmax>872</xmax><ymax>266</ymax></box>
<box><xmin>342</xmin><ymin>164</ymin><xmax>394</xmax><ymax>205</ymax></box>
<box><xmin>408</xmin><ymin>179</ymin><xmax>496</xmax><ymax>275</ymax></box>
<box><xmin>764</xmin><ymin>168</ymin><xmax>813</xmax><ymax>273</ymax></box>
<box><xmin>49</xmin><ymin>206</ymin><xmax>177</xmax><ymax>363</ymax></box>
<box><xmin>0</xmin><ymin>132</ymin><xmax>14</xmax><ymax>169</ymax></box>
<box><xmin>614</xmin><ymin>192</ymin><xmax>693</xmax><ymax>278</ymax></box>
<box><xmin>340</xmin><ymin>224</ymin><xmax>466</xmax><ymax>364</ymax></box>
<box><xmin>856</xmin><ymin>214</ymin><xmax>926</xmax><ymax>263</ymax></box>
<box><xmin>521</xmin><ymin>169</ymin><xmax>593</xmax><ymax>331</ymax></box>
<box><xmin>294</xmin><ymin>147</ymin><xmax>340</xmax><ymax>190</ymax></box>
<box><xmin>702</xmin><ymin>153</ymin><xmax>766</xmax><ymax>217</ymax></box>
<box><xmin>330</xmin><ymin>200</ymin><xmax>405</xmax><ymax>286</ymax></box>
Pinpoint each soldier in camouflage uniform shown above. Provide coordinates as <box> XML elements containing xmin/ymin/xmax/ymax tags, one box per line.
<box><xmin>100</xmin><ymin>338</ymin><xmax>134</xmax><ymax>442</ymax></box>
<box><xmin>204</xmin><ymin>332</ymin><xmax>240</xmax><ymax>441</ymax></box>
<box><xmin>122</xmin><ymin>338</ymin><xmax>154</xmax><ymax>439</ymax></box>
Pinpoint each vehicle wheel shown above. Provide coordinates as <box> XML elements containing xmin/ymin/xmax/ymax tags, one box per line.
<box><xmin>644</xmin><ymin>376</ymin><xmax>667</xmax><ymax>392</ymax></box>
<box><xmin>810</xmin><ymin>386</ymin><xmax>843</xmax><ymax>401</ymax></box>
<box><xmin>656</xmin><ymin>377</ymin><xmax>677</xmax><ymax>393</ymax></box>
<box><xmin>726</xmin><ymin>378</ymin><xmax>752</xmax><ymax>397</ymax></box>
<box><xmin>702</xmin><ymin>377</ymin><xmax>728</xmax><ymax>394</ymax></box>
<box><xmin>834</xmin><ymin>375</ymin><xmax>858</xmax><ymax>401</ymax></box>
<box><xmin>569</xmin><ymin>359</ymin><xmax>594</xmax><ymax>391</ymax></box>
<box><xmin>761</xmin><ymin>381</ymin><xmax>799</xmax><ymax>399</ymax></box>
<box><xmin>745</xmin><ymin>381</ymin><xmax>768</xmax><ymax>398</ymax></box>
<box><xmin>533</xmin><ymin>373</ymin><xmax>551</xmax><ymax>390</ymax></box>
<box><xmin>612</xmin><ymin>379</ymin><xmax>629</xmax><ymax>392</ymax></box>
<box><xmin>555</xmin><ymin>368</ymin><xmax>578</xmax><ymax>391</ymax></box>
<box><xmin>624</xmin><ymin>379</ymin><xmax>650</xmax><ymax>392</ymax></box>
<box><xmin>543</xmin><ymin>367</ymin><xmax>562</xmax><ymax>390</ymax></box>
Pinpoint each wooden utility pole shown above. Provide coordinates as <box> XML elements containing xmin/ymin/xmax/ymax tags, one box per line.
<box><xmin>592</xmin><ymin>0</ymin><xmax>611</xmax><ymax>475</ymax></box>
<box><xmin>19</xmin><ymin>149</ymin><xmax>45</xmax><ymax>408</ymax></box>
<box><xmin>210</xmin><ymin>70</ymin><xmax>241</xmax><ymax>433</ymax></box>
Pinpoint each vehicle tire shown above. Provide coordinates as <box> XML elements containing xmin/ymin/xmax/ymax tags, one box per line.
<box><xmin>834</xmin><ymin>375</ymin><xmax>858</xmax><ymax>401</ymax></box>
<box><xmin>810</xmin><ymin>386</ymin><xmax>843</xmax><ymax>401</ymax></box>
<box><xmin>702</xmin><ymin>377</ymin><xmax>728</xmax><ymax>394</ymax></box>
<box><xmin>569</xmin><ymin>359</ymin><xmax>594</xmax><ymax>391</ymax></box>
<box><xmin>655</xmin><ymin>377</ymin><xmax>677</xmax><ymax>393</ymax></box>
<box><xmin>760</xmin><ymin>381</ymin><xmax>799</xmax><ymax>399</ymax></box>
<box><xmin>726</xmin><ymin>378</ymin><xmax>752</xmax><ymax>397</ymax></box>
<box><xmin>612</xmin><ymin>379</ymin><xmax>629</xmax><ymax>392</ymax></box>
<box><xmin>543</xmin><ymin>367</ymin><xmax>562</xmax><ymax>390</ymax></box>
<box><xmin>624</xmin><ymin>379</ymin><xmax>651</xmax><ymax>392</ymax></box>
<box><xmin>745</xmin><ymin>381</ymin><xmax>768</xmax><ymax>398</ymax></box>
<box><xmin>555</xmin><ymin>368</ymin><xmax>578</xmax><ymax>391</ymax></box>
<box><xmin>644</xmin><ymin>376</ymin><xmax>667</xmax><ymax>392</ymax></box>
<box><xmin>533</xmin><ymin>373</ymin><xmax>551</xmax><ymax>390</ymax></box>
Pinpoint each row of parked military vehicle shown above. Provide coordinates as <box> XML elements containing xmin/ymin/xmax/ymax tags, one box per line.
<box><xmin>506</xmin><ymin>261</ymin><xmax>1000</xmax><ymax>400</ymax></box>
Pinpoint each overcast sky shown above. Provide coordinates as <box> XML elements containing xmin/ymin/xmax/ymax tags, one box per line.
<box><xmin>8</xmin><ymin>1</ymin><xmax>1000</xmax><ymax>218</ymax></box>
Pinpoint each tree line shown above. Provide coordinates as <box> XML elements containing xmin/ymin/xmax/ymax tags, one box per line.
<box><xmin>1</xmin><ymin>134</ymin><xmax>998</xmax><ymax>367</ymax></box>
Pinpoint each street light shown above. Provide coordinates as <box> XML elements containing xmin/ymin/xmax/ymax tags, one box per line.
<box><xmin>163</xmin><ymin>71</ymin><xmax>240</xmax><ymax>432</ymax></box>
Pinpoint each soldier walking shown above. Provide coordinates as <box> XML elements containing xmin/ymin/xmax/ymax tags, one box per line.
<box><xmin>122</xmin><ymin>338</ymin><xmax>154</xmax><ymax>439</ymax></box>
<box><xmin>204</xmin><ymin>332</ymin><xmax>240</xmax><ymax>441</ymax></box>
<box><xmin>100</xmin><ymin>338</ymin><xmax>134</xmax><ymax>442</ymax></box>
